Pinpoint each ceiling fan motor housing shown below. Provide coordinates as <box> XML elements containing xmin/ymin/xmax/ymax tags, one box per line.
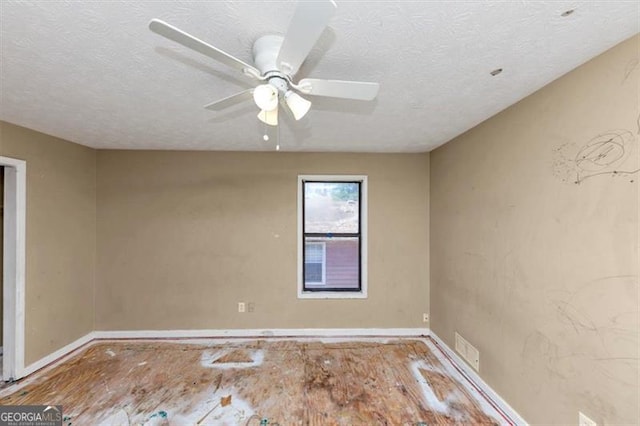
<box><xmin>253</xmin><ymin>35</ymin><xmax>286</xmax><ymax>75</ymax></box>
<box><xmin>253</xmin><ymin>35</ymin><xmax>289</xmax><ymax>94</ymax></box>
<box><xmin>253</xmin><ymin>35</ymin><xmax>289</xmax><ymax>95</ymax></box>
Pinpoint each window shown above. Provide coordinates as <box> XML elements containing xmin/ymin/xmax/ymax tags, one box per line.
<box><xmin>298</xmin><ymin>175</ymin><xmax>367</xmax><ymax>299</ymax></box>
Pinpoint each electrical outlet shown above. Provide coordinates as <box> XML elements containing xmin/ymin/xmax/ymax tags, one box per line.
<box><xmin>238</xmin><ymin>302</ymin><xmax>245</xmax><ymax>313</ymax></box>
<box><xmin>423</xmin><ymin>313</ymin><xmax>429</xmax><ymax>323</ymax></box>
<box><xmin>247</xmin><ymin>302</ymin><xmax>255</xmax><ymax>313</ymax></box>
<box><xmin>579</xmin><ymin>412</ymin><xmax>597</xmax><ymax>426</ymax></box>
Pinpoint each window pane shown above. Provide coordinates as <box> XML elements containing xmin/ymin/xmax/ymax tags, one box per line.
<box><xmin>304</xmin><ymin>237</ymin><xmax>359</xmax><ymax>290</ymax></box>
<box><xmin>304</xmin><ymin>182</ymin><xmax>359</xmax><ymax>233</ymax></box>
<box><xmin>305</xmin><ymin>263</ymin><xmax>323</xmax><ymax>283</ymax></box>
<box><xmin>304</xmin><ymin>242</ymin><xmax>325</xmax><ymax>284</ymax></box>
<box><xmin>305</xmin><ymin>243</ymin><xmax>323</xmax><ymax>263</ymax></box>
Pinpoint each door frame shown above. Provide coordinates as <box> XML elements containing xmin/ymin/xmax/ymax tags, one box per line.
<box><xmin>1</xmin><ymin>156</ymin><xmax>26</xmax><ymax>381</ymax></box>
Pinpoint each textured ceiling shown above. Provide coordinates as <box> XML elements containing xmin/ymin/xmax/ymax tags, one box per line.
<box><xmin>1</xmin><ymin>1</ymin><xmax>638</xmax><ymax>152</ymax></box>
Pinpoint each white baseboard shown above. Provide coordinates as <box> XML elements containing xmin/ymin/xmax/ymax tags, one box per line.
<box><xmin>93</xmin><ymin>328</ymin><xmax>430</xmax><ymax>339</ymax></box>
<box><xmin>19</xmin><ymin>331</ymin><xmax>96</xmax><ymax>378</ymax></box>
<box><xmin>428</xmin><ymin>331</ymin><xmax>528</xmax><ymax>425</ymax></box>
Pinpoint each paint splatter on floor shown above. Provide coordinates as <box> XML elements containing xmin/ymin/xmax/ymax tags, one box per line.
<box><xmin>0</xmin><ymin>338</ymin><xmax>511</xmax><ymax>425</ymax></box>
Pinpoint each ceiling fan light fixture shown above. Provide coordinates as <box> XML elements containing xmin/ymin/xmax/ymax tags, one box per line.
<box><xmin>258</xmin><ymin>107</ymin><xmax>278</xmax><ymax>126</ymax></box>
<box><xmin>285</xmin><ymin>91</ymin><xmax>311</xmax><ymax>120</ymax></box>
<box><xmin>253</xmin><ymin>84</ymin><xmax>279</xmax><ymax>111</ymax></box>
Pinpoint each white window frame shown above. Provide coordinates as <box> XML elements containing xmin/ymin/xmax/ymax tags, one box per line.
<box><xmin>303</xmin><ymin>241</ymin><xmax>326</xmax><ymax>286</ymax></box>
<box><xmin>297</xmin><ymin>175</ymin><xmax>368</xmax><ymax>299</ymax></box>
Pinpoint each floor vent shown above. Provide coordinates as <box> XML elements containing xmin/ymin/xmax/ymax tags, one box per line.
<box><xmin>455</xmin><ymin>332</ymin><xmax>479</xmax><ymax>371</ymax></box>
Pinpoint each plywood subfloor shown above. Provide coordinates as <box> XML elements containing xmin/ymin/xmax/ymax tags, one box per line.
<box><xmin>0</xmin><ymin>337</ymin><xmax>510</xmax><ymax>425</ymax></box>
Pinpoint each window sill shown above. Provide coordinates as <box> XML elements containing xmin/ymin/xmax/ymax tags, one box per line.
<box><xmin>297</xmin><ymin>291</ymin><xmax>368</xmax><ymax>300</ymax></box>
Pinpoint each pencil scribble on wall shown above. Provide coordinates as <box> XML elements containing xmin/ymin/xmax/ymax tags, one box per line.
<box><xmin>621</xmin><ymin>57</ymin><xmax>638</xmax><ymax>84</ymax></box>
<box><xmin>553</xmin><ymin>130</ymin><xmax>638</xmax><ymax>184</ymax></box>
<box><xmin>541</xmin><ymin>275</ymin><xmax>639</xmax><ymax>391</ymax></box>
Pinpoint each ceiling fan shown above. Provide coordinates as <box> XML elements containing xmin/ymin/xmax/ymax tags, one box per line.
<box><xmin>149</xmin><ymin>0</ymin><xmax>379</xmax><ymax>127</ymax></box>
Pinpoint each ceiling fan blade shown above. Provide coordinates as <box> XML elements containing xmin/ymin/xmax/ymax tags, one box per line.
<box><xmin>149</xmin><ymin>19</ymin><xmax>260</xmax><ymax>77</ymax></box>
<box><xmin>297</xmin><ymin>78</ymin><xmax>379</xmax><ymax>101</ymax></box>
<box><xmin>276</xmin><ymin>0</ymin><xmax>337</xmax><ymax>76</ymax></box>
<box><xmin>204</xmin><ymin>89</ymin><xmax>254</xmax><ymax>111</ymax></box>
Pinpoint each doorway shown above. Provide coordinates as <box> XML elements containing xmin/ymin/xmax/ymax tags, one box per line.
<box><xmin>1</xmin><ymin>166</ymin><xmax>4</xmax><ymax>373</ymax></box>
<box><xmin>0</xmin><ymin>156</ymin><xmax>26</xmax><ymax>381</ymax></box>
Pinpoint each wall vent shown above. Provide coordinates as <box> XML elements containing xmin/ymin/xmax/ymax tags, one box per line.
<box><xmin>455</xmin><ymin>332</ymin><xmax>480</xmax><ymax>371</ymax></box>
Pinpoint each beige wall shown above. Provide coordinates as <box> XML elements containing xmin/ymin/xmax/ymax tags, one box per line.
<box><xmin>430</xmin><ymin>34</ymin><xmax>639</xmax><ymax>425</ymax></box>
<box><xmin>96</xmin><ymin>151</ymin><xmax>430</xmax><ymax>330</ymax></box>
<box><xmin>0</xmin><ymin>121</ymin><xmax>430</xmax><ymax>364</ymax></box>
<box><xmin>0</xmin><ymin>122</ymin><xmax>96</xmax><ymax>365</ymax></box>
